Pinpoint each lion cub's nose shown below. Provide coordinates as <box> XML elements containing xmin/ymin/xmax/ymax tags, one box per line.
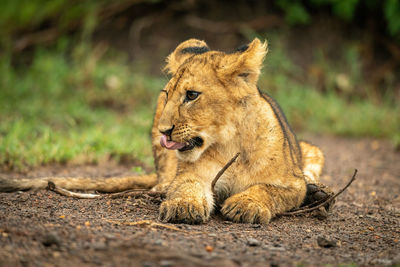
<box><xmin>159</xmin><ymin>125</ymin><xmax>175</xmax><ymax>137</ymax></box>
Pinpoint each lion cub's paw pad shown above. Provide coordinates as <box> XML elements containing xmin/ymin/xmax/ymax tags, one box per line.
<box><xmin>303</xmin><ymin>183</ymin><xmax>335</xmax><ymax>211</ymax></box>
<box><xmin>221</xmin><ymin>196</ymin><xmax>271</xmax><ymax>224</ymax></box>
<box><xmin>159</xmin><ymin>198</ymin><xmax>209</xmax><ymax>224</ymax></box>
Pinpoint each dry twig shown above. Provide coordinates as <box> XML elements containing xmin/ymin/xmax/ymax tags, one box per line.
<box><xmin>47</xmin><ymin>182</ymin><xmax>165</xmax><ymax>199</ymax></box>
<box><xmin>47</xmin><ymin>153</ymin><xmax>240</xmax><ymax>200</ymax></box>
<box><xmin>278</xmin><ymin>169</ymin><xmax>358</xmax><ymax>216</ymax></box>
<box><xmin>46</xmin><ymin>153</ymin><xmax>240</xmax><ymax>200</ymax></box>
<box><xmin>47</xmin><ymin>181</ymin><xmax>100</xmax><ymax>199</ymax></box>
<box><xmin>211</xmin><ymin>153</ymin><xmax>240</xmax><ymax>195</ymax></box>
<box><xmin>47</xmin><ymin>159</ymin><xmax>356</xmax><ymax>219</ymax></box>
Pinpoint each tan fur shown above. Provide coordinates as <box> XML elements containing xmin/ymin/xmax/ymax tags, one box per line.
<box><xmin>0</xmin><ymin>38</ymin><xmax>325</xmax><ymax>225</ymax></box>
<box><xmin>300</xmin><ymin>141</ymin><xmax>325</xmax><ymax>184</ymax></box>
<box><xmin>155</xmin><ymin>38</ymin><xmax>323</xmax><ymax>224</ymax></box>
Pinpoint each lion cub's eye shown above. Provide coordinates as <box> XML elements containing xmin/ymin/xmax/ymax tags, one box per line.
<box><xmin>184</xmin><ymin>90</ymin><xmax>201</xmax><ymax>102</ymax></box>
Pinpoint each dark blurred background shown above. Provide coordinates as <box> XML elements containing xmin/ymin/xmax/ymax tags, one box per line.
<box><xmin>0</xmin><ymin>0</ymin><xmax>399</xmax><ymax>170</ymax></box>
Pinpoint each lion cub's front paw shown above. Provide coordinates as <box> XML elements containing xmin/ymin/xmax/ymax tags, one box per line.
<box><xmin>221</xmin><ymin>194</ymin><xmax>272</xmax><ymax>224</ymax></box>
<box><xmin>159</xmin><ymin>198</ymin><xmax>210</xmax><ymax>224</ymax></box>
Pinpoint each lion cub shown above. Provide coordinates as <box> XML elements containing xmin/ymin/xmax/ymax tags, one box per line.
<box><xmin>0</xmin><ymin>38</ymin><xmax>325</xmax><ymax>225</ymax></box>
<box><xmin>152</xmin><ymin>38</ymin><xmax>324</xmax><ymax>224</ymax></box>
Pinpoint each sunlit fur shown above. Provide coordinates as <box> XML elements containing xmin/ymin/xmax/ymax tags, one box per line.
<box><xmin>153</xmin><ymin>38</ymin><xmax>325</xmax><ymax>224</ymax></box>
<box><xmin>0</xmin><ymin>38</ymin><xmax>325</xmax><ymax>225</ymax></box>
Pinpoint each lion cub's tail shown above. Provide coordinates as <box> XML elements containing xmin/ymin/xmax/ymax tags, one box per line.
<box><xmin>0</xmin><ymin>174</ymin><xmax>158</xmax><ymax>193</ymax></box>
<box><xmin>299</xmin><ymin>141</ymin><xmax>325</xmax><ymax>184</ymax></box>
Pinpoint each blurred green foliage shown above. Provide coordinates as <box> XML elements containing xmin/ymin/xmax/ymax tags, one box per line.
<box><xmin>0</xmin><ymin>43</ymin><xmax>164</xmax><ymax>170</ymax></box>
<box><xmin>261</xmin><ymin>35</ymin><xmax>400</xmax><ymax>141</ymax></box>
<box><xmin>1</xmin><ymin>0</ymin><xmax>101</xmax><ymax>35</ymax></box>
<box><xmin>276</xmin><ymin>0</ymin><xmax>311</xmax><ymax>25</ymax></box>
<box><xmin>1</xmin><ymin>36</ymin><xmax>398</xmax><ymax>170</ymax></box>
<box><xmin>277</xmin><ymin>0</ymin><xmax>400</xmax><ymax>37</ymax></box>
<box><xmin>0</xmin><ymin>0</ymin><xmax>399</xmax><ymax>170</ymax></box>
<box><xmin>384</xmin><ymin>0</ymin><xmax>400</xmax><ymax>36</ymax></box>
<box><xmin>1</xmin><ymin>0</ymin><xmax>400</xmax><ymax>46</ymax></box>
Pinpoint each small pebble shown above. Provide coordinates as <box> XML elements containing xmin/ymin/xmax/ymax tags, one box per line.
<box><xmin>160</xmin><ymin>260</ymin><xmax>174</xmax><ymax>267</ymax></box>
<box><xmin>104</xmin><ymin>233</ymin><xmax>116</xmax><ymax>240</ymax></box>
<box><xmin>317</xmin><ymin>236</ymin><xmax>337</xmax><ymax>248</ymax></box>
<box><xmin>154</xmin><ymin>239</ymin><xmax>163</xmax><ymax>245</ymax></box>
<box><xmin>247</xmin><ymin>238</ymin><xmax>261</xmax><ymax>247</ymax></box>
<box><xmin>142</xmin><ymin>261</ymin><xmax>155</xmax><ymax>267</ymax></box>
<box><xmin>205</xmin><ymin>245</ymin><xmax>214</xmax><ymax>252</ymax></box>
<box><xmin>42</xmin><ymin>232</ymin><xmax>61</xmax><ymax>247</ymax></box>
<box><xmin>93</xmin><ymin>242</ymin><xmax>107</xmax><ymax>251</ymax></box>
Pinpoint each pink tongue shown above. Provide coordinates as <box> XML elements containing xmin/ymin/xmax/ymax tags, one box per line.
<box><xmin>160</xmin><ymin>135</ymin><xmax>186</xmax><ymax>150</ymax></box>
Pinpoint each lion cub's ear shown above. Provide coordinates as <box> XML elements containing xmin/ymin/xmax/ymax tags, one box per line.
<box><xmin>164</xmin><ymin>39</ymin><xmax>210</xmax><ymax>75</ymax></box>
<box><xmin>219</xmin><ymin>38</ymin><xmax>268</xmax><ymax>85</ymax></box>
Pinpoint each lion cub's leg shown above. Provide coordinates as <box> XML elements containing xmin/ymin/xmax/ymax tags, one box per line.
<box><xmin>151</xmin><ymin>148</ymin><xmax>177</xmax><ymax>192</ymax></box>
<box><xmin>299</xmin><ymin>141</ymin><xmax>324</xmax><ymax>184</ymax></box>
<box><xmin>159</xmin><ymin>173</ymin><xmax>214</xmax><ymax>224</ymax></box>
<box><xmin>221</xmin><ymin>178</ymin><xmax>306</xmax><ymax>224</ymax></box>
<box><xmin>299</xmin><ymin>141</ymin><xmax>335</xmax><ymax>210</ymax></box>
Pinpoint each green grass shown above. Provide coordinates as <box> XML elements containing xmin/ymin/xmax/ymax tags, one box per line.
<box><xmin>266</xmin><ymin>82</ymin><xmax>399</xmax><ymax>139</ymax></box>
<box><xmin>260</xmin><ymin>35</ymin><xmax>400</xmax><ymax>143</ymax></box>
<box><xmin>0</xmin><ymin>44</ymin><xmax>164</xmax><ymax>170</ymax></box>
<box><xmin>0</xmin><ymin>37</ymin><xmax>399</xmax><ymax>170</ymax></box>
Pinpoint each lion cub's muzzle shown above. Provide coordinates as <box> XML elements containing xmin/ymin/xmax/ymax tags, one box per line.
<box><xmin>159</xmin><ymin>124</ymin><xmax>204</xmax><ymax>152</ymax></box>
<box><xmin>160</xmin><ymin>135</ymin><xmax>203</xmax><ymax>152</ymax></box>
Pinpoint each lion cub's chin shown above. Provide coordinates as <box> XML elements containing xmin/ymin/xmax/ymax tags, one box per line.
<box><xmin>176</xmin><ymin>145</ymin><xmax>207</xmax><ymax>163</ymax></box>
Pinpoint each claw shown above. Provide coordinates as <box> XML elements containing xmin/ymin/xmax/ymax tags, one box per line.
<box><xmin>221</xmin><ymin>195</ymin><xmax>272</xmax><ymax>224</ymax></box>
<box><xmin>158</xmin><ymin>199</ymin><xmax>209</xmax><ymax>224</ymax></box>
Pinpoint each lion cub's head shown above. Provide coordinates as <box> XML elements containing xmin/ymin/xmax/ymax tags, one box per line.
<box><xmin>158</xmin><ymin>38</ymin><xmax>268</xmax><ymax>162</ymax></box>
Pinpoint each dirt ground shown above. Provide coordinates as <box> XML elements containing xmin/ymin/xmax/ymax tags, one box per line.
<box><xmin>0</xmin><ymin>135</ymin><xmax>399</xmax><ymax>266</ymax></box>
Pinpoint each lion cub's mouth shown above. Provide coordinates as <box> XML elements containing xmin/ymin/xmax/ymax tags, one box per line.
<box><xmin>160</xmin><ymin>135</ymin><xmax>203</xmax><ymax>152</ymax></box>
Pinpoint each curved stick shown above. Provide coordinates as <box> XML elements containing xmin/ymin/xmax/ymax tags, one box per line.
<box><xmin>278</xmin><ymin>169</ymin><xmax>358</xmax><ymax>216</ymax></box>
<box><xmin>211</xmin><ymin>153</ymin><xmax>240</xmax><ymax>195</ymax></box>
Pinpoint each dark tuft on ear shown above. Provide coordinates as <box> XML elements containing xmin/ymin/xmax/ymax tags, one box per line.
<box><xmin>235</xmin><ymin>44</ymin><xmax>249</xmax><ymax>53</ymax></box>
<box><xmin>181</xmin><ymin>46</ymin><xmax>210</xmax><ymax>55</ymax></box>
<box><xmin>164</xmin><ymin>39</ymin><xmax>209</xmax><ymax>75</ymax></box>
